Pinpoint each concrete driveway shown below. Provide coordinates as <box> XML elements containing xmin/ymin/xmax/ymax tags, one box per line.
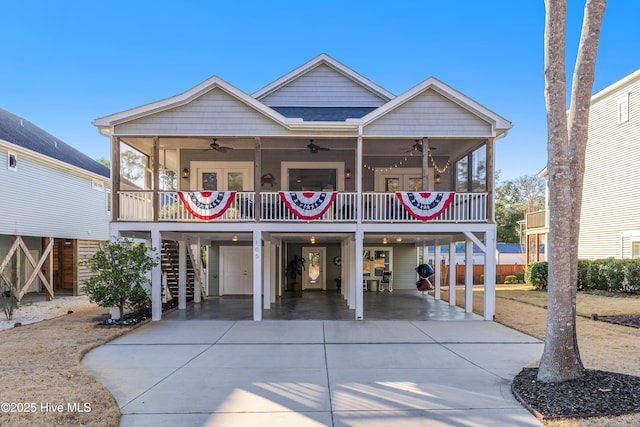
<box><xmin>83</xmin><ymin>319</ymin><xmax>544</xmax><ymax>426</ymax></box>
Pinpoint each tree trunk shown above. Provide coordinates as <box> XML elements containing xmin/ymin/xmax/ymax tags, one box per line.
<box><xmin>538</xmin><ymin>0</ymin><xmax>606</xmax><ymax>383</ymax></box>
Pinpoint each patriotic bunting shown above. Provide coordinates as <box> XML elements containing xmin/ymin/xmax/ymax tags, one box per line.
<box><xmin>396</xmin><ymin>192</ymin><xmax>455</xmax><ymax>221</ymax></box>
<box><xmin>279</xmin><ymin>191</ymin><xmax>337</xmax><ymax>220</ymax></box>
<box><xmin>177</xmin><ymin>191</ymin><xmax>236</xmax><ymax>220</ymax></box>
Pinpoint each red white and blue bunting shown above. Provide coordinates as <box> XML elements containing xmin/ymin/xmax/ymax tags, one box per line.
<box><xmin>177</xmin><ymin>191</ymin><xmax>236</xmax><ymax>220</ymax></box>
<box><xmin>279</xmin><ymin>191</ymin><xmax>337</xmax><ymax>220</ymax></box>
<box><xmin>396</xmin><ymin>192</ymin><xmax>455</xmax><ymax>221</ymax></box>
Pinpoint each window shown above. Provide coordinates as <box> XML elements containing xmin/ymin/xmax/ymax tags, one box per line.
<box><xmin>106</xmin><ymin>189</ymin><xmax>112</xmax><ymax>214</ymax></box>
<box><xmin>7</xmin><ymin>152</ymin><xmax>17</xmax><ymax>171</ymax></box>
<box><xmin>618</xmin><ymin>94</ymin><xmax>629</xmax><ymax>124</ymax></box>
<box><xmin>632</xmin><ymin>241</ymin><xmax>640</xmax><ymax>259</ymax></box>
<box><xmin>92</xmin><ymin>179</ymin><xmax>105</xmax><ymax>192</ymax></box>
<box><xmin>363</xmin><ymin>247</ymin><xmax>393</xmax><ymax>277</ymax></box>
<box><xmin>456</xmin><ymin>145</ymin><xmax>486</xmax><ymax>192</ymax></box>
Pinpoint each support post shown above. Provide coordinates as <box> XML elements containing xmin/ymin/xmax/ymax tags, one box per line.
<box><xmin>270</xmin><ymin>242</ymin><xmax>277</xmax><ymax>303</ymax></box>
<box><xmin>111</xmin><ymin>136</ymin><xmax>120</xmax><ymax>222</ymax></box>
<box><xmin>152</xmin><ymin>137</ymin><xmax>160</xmax><ymax>222</ymax></box>
<box><xmin>254</xmin><ymin>138</ymin><xmax>261</xmax><ymax>221</ymax></box>
<box><xmin>484</xmin><ymin>230</ymin><xmax>497</xmax><ymax>320</ymax></box>
<box><xmin>422</xmin><ymin>138</ymin><xmax>429</xmax><ymax>191</ymax></box>
<box><xmin>348</xmin><ymin>237</ymin><xmax>356</xmax><ymax>308</ymax></box>
<box><xmin>355</xmin><ymin>229</ymin><xmax>364</xmax><ymax>320</ymax></box>
<box><xmin>151</xmin><ymin>229</ymin><xmax>162</xmax><ymax>321</ymax></box>
<box><xmin>449</xmin><ymin>239</ymin><xmax>456</xmax><ymax>307</ymax></box>
<box><xmin>465</xmin><ymin>239</ymin><xmax>474</xmax><ymax>313</ymax></box>
<box><xmin>434</xmin><ymin>241</ymin><xmax>441</xmax><ymax>300</ymax></box>
<box><xmin>486</xmin><ymin>138</ymin><xmax>495</xmax><ymax>222</ymax></box>
<box><xmin>253</xmin><ymin>230</ymin><xmax>262</xmax><ymax>320</ymax></box>
<box><xmin>178</xmin><ymin>239</ymin><xmax>187</xmax><ymax>309</ymax></box>
<box><xmin>193</xmin><ymin>237</ymin><xmax>201</xmax><ymax>303</ymax></box>
<box><xmin>263</xmin><ymin>238</ymin><xmax>271</xmax><ymax>309</ymax></box>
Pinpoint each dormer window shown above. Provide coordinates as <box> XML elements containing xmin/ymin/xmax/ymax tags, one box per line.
<box><xmin>618</xmin><ymin>93</ymin><xmax>629</xmax><ymax>124</ymax></box>
<box><xmin>7</xmin><ymin>153</ymin><xmax>17</xmax><ymax>171</ymax></box>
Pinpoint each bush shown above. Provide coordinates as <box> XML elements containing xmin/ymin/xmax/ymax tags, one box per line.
<box><xmin>127</xmin><ymin>284</ymin><xmax>152</xmax><ymax>318</ymax></box>
<box><xmin>623</xmin><ymin>259</ymin><xmax>640</xmax><ymax>294</ymax></box>
<box><xmin>504</xmin><ymin>275</ymin><xmax>518</xmax><ymax>284</ymax></box>
<box><xmin>514</xmin><ymin>272</ymin><xmax>525</xmax><ymax>282</ymax></box>
<box><xmin>530</xmin><ymin>262</ymin><xmax>548</xmax><ymax>290</ymax></box>
<box><xmin>577</xmin><ymin>259</ymin><xmax>591</xmax><ymax>290</ymax></box>
<box><xmin>524</xmin><ymin>263</ymin><xmax>534</xmax><ymax>285</ymax></box>
<box><xmin>82</xmin><ymin>239</ymin><xmax>159</xmax><ymax>319</ymax></box>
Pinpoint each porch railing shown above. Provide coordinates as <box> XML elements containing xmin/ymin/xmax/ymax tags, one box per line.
<box><xmin>526</xmin><ymin>210</ymin><xmax>546</xmax><ymax>229</ymax></box>
<box><xmin>117</xmin><ymin>191</ymin><xmax>487</xmax><ymax>223</ymax></box>
<box><xmin>362</xmin><ymin>192</ymin><xmax>487</xmax><ymax>222</ymax></box>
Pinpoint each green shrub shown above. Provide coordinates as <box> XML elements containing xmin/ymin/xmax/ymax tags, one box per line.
<box><xmin>127</xmin><ymin>284</ymin><xmax>152</xmax><ymax>317</ymax></box>
<box><xmin>514</xmin><ymin>272</ymin><xmax>525</xmax><ymax>282</ymax></box>
<box><xmin>530</xmin><ymin>262</ymin><xmax>548</xmax><ymax>290</ymax></box>
<box><xmin>81</xmin><ymin>239</ymin><xmax>159</xmax><ymax>319</ymax></box>
<box><xmin>586</xmin><ymin>260</ymin><xmax>607</xmax><ymax>290</ymax></box>
<box><xmin>576</xmin><ymin>259</ymin><xmax>591</xmax><ymax>290</ymax></box>
<box><xmin>504</xmin><ymin>275</ymin><xmax>518</xmax><ymax>284</ymax></box>
<box><xmin>524</xmin><ymin>263</ymin><xmax>534</xmax><ymax>285</ymax></box>
<box><xmin>623</xmin><ymin>259</ymin><xmax>640</xmax><ymax>294</ymax></box>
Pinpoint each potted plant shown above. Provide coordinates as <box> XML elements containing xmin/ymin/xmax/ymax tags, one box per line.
<box><xmin>286</xmin><ymin>255</ymin><xmax>306</xmax><ymax>292</ymax></box>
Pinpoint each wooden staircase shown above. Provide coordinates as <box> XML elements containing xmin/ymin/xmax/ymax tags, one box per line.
<box><xmin>161</xmin><ymin>240</ymin><xmax>195</xmax><ymax>303</ymax></box>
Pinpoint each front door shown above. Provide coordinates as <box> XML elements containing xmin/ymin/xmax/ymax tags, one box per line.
<box><xmin>302</xmin><ymin>247</ymin><xmax>326</xmax><ymax>290</ymax></box>
<box><xmin>190</xmin><ymin>161</ymin><xmax>254</xmax><ymax>191</ymax></box>
<box><xmin>220</xmin><ymin>246</ymin><xmax>252</xmax><ymax>295</ymax></box>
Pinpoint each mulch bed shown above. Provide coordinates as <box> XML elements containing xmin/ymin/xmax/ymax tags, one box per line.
<box><xmin>512</xmin><ymin>368</ymin><xmax>640</xmax><ymax>420</ymax></box>
<box><xmin>597</xmin><ymin>314</ymin><xmax>640</xmax><ymax>328</ymax></box>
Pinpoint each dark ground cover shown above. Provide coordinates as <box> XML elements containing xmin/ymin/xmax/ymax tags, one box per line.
<box><xmin>513</xmin><ymin>368</ymin><xmax>640</xmax><ymax>420</ymax></box>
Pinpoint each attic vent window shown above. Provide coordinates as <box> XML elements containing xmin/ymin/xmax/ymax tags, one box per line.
<box><xmin>618</xmin><ymin>93</ymin><xmax>629</xmax><ymax>124</ymax></box>
<box><xmin>8</xmin><ymin>153</ymin><xmax>17</xmax><ymax>171</ymax></box>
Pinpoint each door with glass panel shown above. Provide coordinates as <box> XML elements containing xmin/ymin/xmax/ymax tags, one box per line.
<box><xmin>302</xmin><ymin>247</ymin><xmax>325</xmax><ymax>290</ymax></box>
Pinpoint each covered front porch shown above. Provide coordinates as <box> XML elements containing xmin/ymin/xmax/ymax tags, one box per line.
<box><xmin>119</xmin><ymin>223</ymin><xmax>496</xmax><ymax>323</ymax></box>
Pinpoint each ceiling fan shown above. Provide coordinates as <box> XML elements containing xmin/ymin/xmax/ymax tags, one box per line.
<box><xmin>403</xmin><ymin>140</ymin><xmax>435</xmax><ymax>153</ymax></box>
<box><xmin>301</xmin><ymin>139</ymin><xmax>330</xmax><ymax>154</ymax></box>
<box><xmin>204</xmin><ymin>138</ymin><xmax>232</xmax><ymax>153</ymax></box>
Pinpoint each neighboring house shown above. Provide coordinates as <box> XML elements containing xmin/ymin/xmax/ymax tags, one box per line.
<box><xmin>0</xmin><ymin>108</ymin><xmax>110</xmax><ymax>300</ymax></box>
<box><xmin>580</xmin><ymin>69</ymin><xmax>640</xmax><ymax>259</ymax></box>
<box><xmin>525</xmin><ymin>69</ymin><xmax>640</xmax><ymax>261</ymax></box>
<box><xmin>93</xmin><ymin>53</ymin><xmax>512</xmax><ymax>321</ymax></box>
<box><xmin>524</xmin><ymin>168</ymin><xmax>549</xmax><ymax>263</ymax></box>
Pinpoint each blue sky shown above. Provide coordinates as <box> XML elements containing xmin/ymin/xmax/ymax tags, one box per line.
<box><xmin>1</xmin><ymin>1</ymin><xmax>638</xmax><ymax>181</ymax></box>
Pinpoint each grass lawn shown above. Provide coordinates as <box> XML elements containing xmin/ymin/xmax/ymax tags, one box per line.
<box><xmin>492</xmin><ymin>284</ymin><xmax>640</xmax><ymax>317</ymax></box>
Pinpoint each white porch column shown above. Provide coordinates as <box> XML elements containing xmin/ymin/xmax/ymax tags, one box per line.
<box><xmin>434</xmin><ymin>241</ymin><xmax>441</xmax><ymax>300</ymax></box>
<box><xmin>253</xmin><ymin>230</ymin><xmax>262</xmax><ymax>320</ymax></box>
<box><xmin>449</xmin><ymin>239</ymin><xmax>456</xmax><ymax>307</ymax></box>
<box><xmin>465</xmin><ymin>239</ymin><xmax>474</xmax><ymax>313</ymax></box>
<box><xmin>355</xmin><ymin>229</ymin><xmax>364</xmax><ymax>320</ymax></box>
<box><xmin>263</xmin><ymin>238</ymin><xmax>271</xmax><ymax>309</ymax></box>
<box><xmin>348</xmin><ymin>237</ymin><xmax>356</xmax><ymax>309</ymax></box>
<box><xmin>193</xmin><ymin>237</ymin><xmax>201</xmax><ymax>303</ymax></box>
<box><xmin>178</xmin><ymin>239</ymin><xmax>187</xmax><ymax>310</ymax></box>
<box><xmin>341</xmin><ymin>238</ymin><xmax>348</xmax><ymax>299</ymax></box>
<box><xmin>270</xmin><ymin>242</ymin><xmax>277</xmax><ymax>303</ymax></box>
<box><xmin>151</xmin><ymin>229</ymin><xmax>162</xmax><ymax>321</ymax></box>
<box><xmin>484</xmin><ymin>230</ymin><xmax>497</xmax><ymax>320</ymax></box>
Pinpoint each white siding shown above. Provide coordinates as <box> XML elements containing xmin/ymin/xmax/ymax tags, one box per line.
<box><xmin>0</xmin><ymin>147</ymin><xmax>110</xmax><ymax>240</ymax></box>
<box><xmin>114</xmin><ymin>88</ymin><xmax>288</xmax><ymax>136</ymax></box>
<box><xmin>260</xmin><ymin>64</ymin><xmax>388</xmax><ymax>107</ymax></box>
<box><xmin>579</xmin><ymin>76</ymin><xmax>640</xmax><ymax>259</ymax></box>
<box><xmin>364</xmin><ymin>89</ymin><xmax>493</xmax><ymax>137</ymax></box>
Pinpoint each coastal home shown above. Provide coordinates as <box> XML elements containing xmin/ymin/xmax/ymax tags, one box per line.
<box><xmin>0</xmin><ymin>108</ymin><xmax>110</xmax><ymax>301</ymax></box>
<box><xmin>93</xmin><ymin>54</ymin><xmax>512</xmax><ymax>321</ymax></box>
<box><xmin>525</xmin><ymin>69</ymin><xmax>640</xmax><ymax>261</ymax></box>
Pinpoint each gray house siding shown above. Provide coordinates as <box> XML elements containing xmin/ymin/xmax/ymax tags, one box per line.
<box><xmin>578</xmin><ymin>75</ymin><xmax>640</xmax><ymax>259</ymax></box>
<box><xmin>114</xmin><ymin>89</ymin><xmax>288</xmax><ymax>136</ymax></box>
<box><xmin>0</xmin><ymin>147</ymin><xmax>110</xmax><ymax>240</ymax></box>
<box><xmin>260</xmin><ymin>64</ymin><xmax>388</xmax><ymax>108</ymax></box>
<box><xmin>364</xmin><ymin>90</ymin><xmax>493</xmax><ymax>137</ymax></box>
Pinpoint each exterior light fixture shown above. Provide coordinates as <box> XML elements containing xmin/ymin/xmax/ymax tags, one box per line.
<box><xmin>310</xmin><ymin>236</ymin><xmax>316</xmax><ymax>244</ymax></box>
<box><xmin>231</xmin><ymin>235</ymin><xmax>238</xmax><ymax>242</ymax></box>
<box><xmin>383</xmin><ymin>237</ymin><xmax>388</xmax><ymax>245</ymax></box>
<box><xmin>396</xmin><ymin>237</ymin><xmax>403</xmax><ymax>243</ymax></box>
<box><xmin>182</xmin><ymin>168</ymin><xmax>190</xmax><ymax>179</ymax></box>
<box><xmin>345</xmin><ymin>168</ymin><xmax>352</xmax><ymax>179</ymax></box>
<box><xmin>435</xmin><ymin>174</ymin><xmax>441</xmax><ymax>184</ymax></box>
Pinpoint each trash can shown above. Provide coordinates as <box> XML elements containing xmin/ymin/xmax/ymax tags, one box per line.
<box><xmin>369</xmin><ymin>280</ymin><xmax>379</xmax><ymax>292</ymax></box>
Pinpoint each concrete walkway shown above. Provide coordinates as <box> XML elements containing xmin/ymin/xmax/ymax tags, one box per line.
<box><xmin>83</xmin><ymin>319</ymin><xmax>544</xmax><ymax>426</ymax></box>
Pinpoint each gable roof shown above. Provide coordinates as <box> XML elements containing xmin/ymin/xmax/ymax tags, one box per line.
<box><xmin>496</xmin><ymin>243</ymin><xmax>525</xmax><ymax>254</ymax></box>
<box><xmin>93</xmin><ymin>76</ymin><xmax>290</xmax><ymax>128</ymax></box>
<box><xmin>94</xmin><ymin>54</ymin><xmax>511</xmax><ymax>136</ymax></box>
<box><xmin>252</xmin><ymin>53</ymin><xmax>395</xmax><ymax>102</ymax></box>
<box><xmin>361</xmin><ymin>77</ymin><xmax>512</xmax><ymax>135</ymax></box>
<box><xmin>0</xmin><ymin>108</ymin><xmax>110</xmax><ymax>178</ymax></box>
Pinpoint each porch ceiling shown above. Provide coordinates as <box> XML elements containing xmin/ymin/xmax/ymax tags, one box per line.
<box><xmin>121</xmin><ymin>136</ymin><xmax>485</xmax><ymax>162</ymax></box>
